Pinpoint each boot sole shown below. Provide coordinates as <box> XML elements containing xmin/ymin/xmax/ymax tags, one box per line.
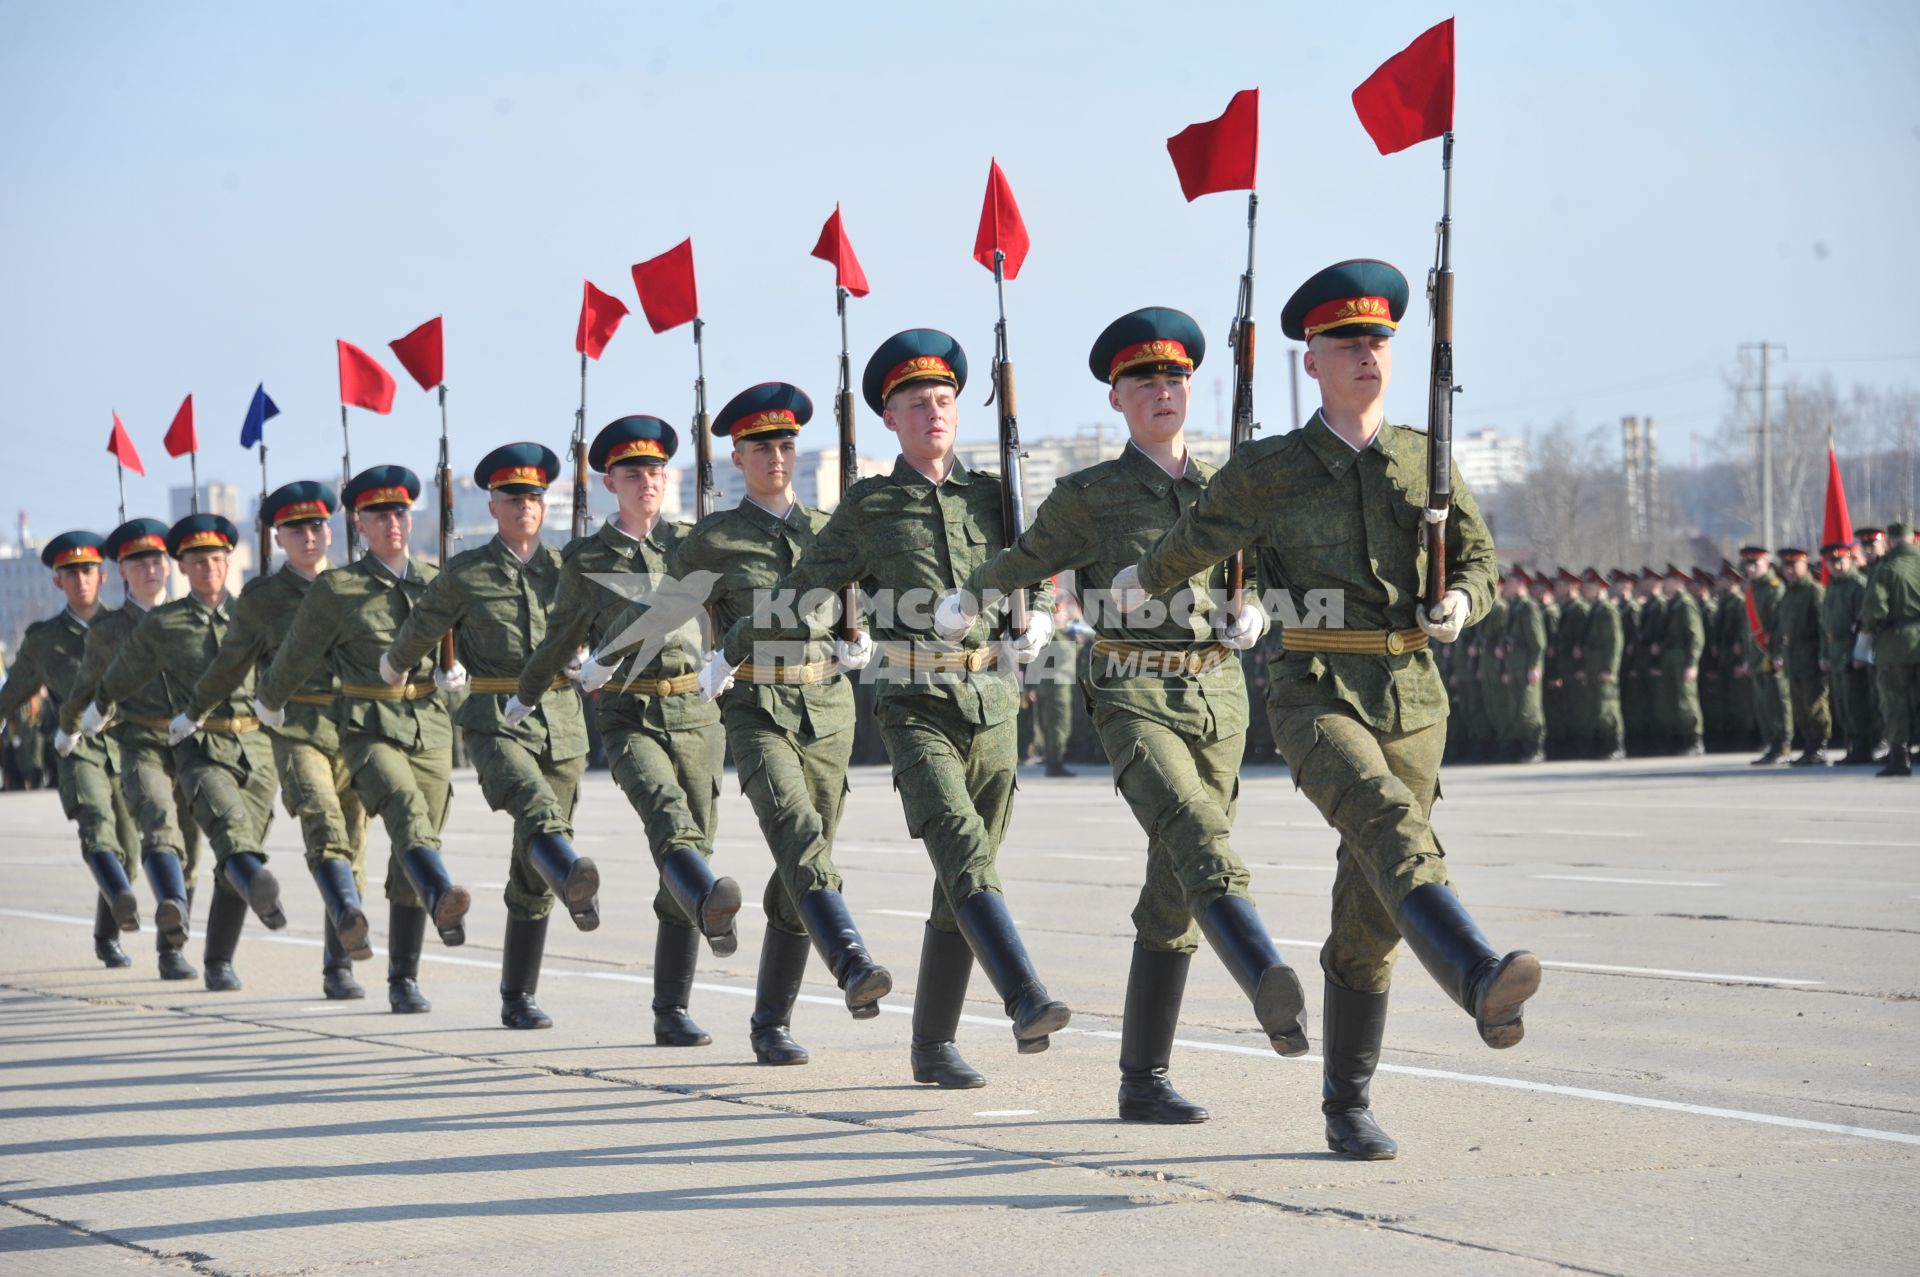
<box><xmin>1325</xmin><ymin>1135</ymin><xmax>1399</xmax><ymax>1160</ymax></box>
<box><xmin>563</xmin><ymin>859</ymin><xmax>601</xmax><ymax>932</ymax></box>
<box><xmin>107</xmin><ymin>889</ymin><xmax>141</xmax><ymax>933</ymax></box>
<box><xmin>431</xmin><ymin>887</ymin><xmax>472</xmax><ymax>946</ymax></box>
<box><xmin>1255</xmin><ymin>965</ymin><xmax>1311</xmax><ymax>1057</ymax></box>
<box><xmin>1476</xmin><ymin>951</ymin><xmax>1542</xmax><ymax>1049</ymax></box>
<box><xmin>912</xmin><ymin>1066</ymin><xmax>987</xmax><ymax>1089</ymax></box>
<box><xmin>845</xmin><ymin>965</ymin><xmax>893</xmax><ymax>1016</ymax></box>
<box><xmin>335</xmin><ymin>908</ymin><xmax>374</xmax><ymax>962</ymax></box>
<box><xmin>154</xmin><ymin>897</ymin><xmax>189</xmax><ymax>949</ymax></box>
<box><xmin>245</xmin><ymin>867</ymin><xmax>288</xmax><ymax>930</ymax></box>
<box><xmin>1013</xmin><ymin>1000</ymin><xmax>1072</xmax><ymax>1045</ymax></box>
<box><xmin>700</xmin><ymin>877</ymin><xmax>742</xmax><ymax>953</ymax></box>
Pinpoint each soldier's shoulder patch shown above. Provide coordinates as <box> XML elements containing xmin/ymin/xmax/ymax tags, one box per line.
<box><xmin>845</xmin><ymin>473</ymin><xmax>891</xmax><ymax>505</ymax></box>
<box><xmin>447</xmin><ymin>543</ymin><xmax>492</xmax><ymax>572</ymax></box>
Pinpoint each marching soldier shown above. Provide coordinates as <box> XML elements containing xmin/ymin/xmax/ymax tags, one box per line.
<box><xmin>254</xmin><ymin>466</ymin><xmax>474</xmax><ymax>1013</ymax></box>
<box><xmin>705</xmin><ymin>329</ymin><xmax>1069</xmax><ymax>1087</ymax></box>
<box><xmin>1775</xmin><ymin>549</ymin><xmax>1830</xmax><ymax>765</ymax></box>
<box><xmin>188</xmin><ymin>482</ymin><xmax>371</xmax><ymax>1000</ymax></box>
<box><xmin>0</xmin><ymin>531</ymin><xmax>143</xmax><ymax>966</ymax></box>
<box><xmin>64</xmin><ymin>518</ymin><xmax>201</xmax><ymax>980</ymax></box>
<box><xmin>1111</xmin><ymin>261</ymin><xmax>1538</xmax><ymax>1159</ymax></box>
<box><xmin>385</xmin><ymin>444</ymin><xmax>598</xmax><ymax>1030</ymax></box>
<box><xmin>1740</xmin><ymin>547</ymin><xmax>1794</xmax><ymax>765</ymax></box>
<box><xmin>617</xmin><ymin>385</ymin><xmax>892</xmax><ymax>1063</ymax></box>
<box><xmin>514</xmin><ymin>417</ymin><xmax>741</xmax><ymax>1047</ymax></box>
<box><xmin>1862</xmin><ymin>521</ymin><xmax>1920</xmax><ymax>777</ymax></box>
<box><xmin>937</xmin><ymin>307</ymin><xmax>1306</xmax><ymax>1123</ymax></box>
<box><xmin>1500</xmin><ymin>569</ymin><xmax>1547</xmax><ymax>763</ymax></box>
<box><xmin>80</xmin><ymin>515</ymin><xmax>284</xmax><ymax>991</ymax></box>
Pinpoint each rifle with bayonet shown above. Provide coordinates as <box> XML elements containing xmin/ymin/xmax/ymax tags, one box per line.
<box><xmin>435</xmin><ymin>383</ymin><xmax>455</xmax><ymax>669</ymax></box>
<box><xmin>835</xmin><ymin>287</ymin><xmax>860</xmax><ymax>642</ymax></box>
<box><xmin>1422</xmin><ymin>132</ymin><xmax>1460</xmax><ymax>611</ymax></box>
<box><xmin>1227</xmin><ymin>191</ymin><xmax>1259</xmax><ymax>598</ymax></box>
<box><xmin>987</xmin><ymin>249</ymin><xmax>1028</xmax><ymax>636</ymax></box>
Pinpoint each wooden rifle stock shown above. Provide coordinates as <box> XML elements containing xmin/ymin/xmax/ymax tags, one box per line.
<box><xmin>436</xmin><ymin>386</ymin><xmax>454</xmax><ymax>670</ymax></box>
<box><xmin>1422</xmin><ymin>132</ymin><xmax>1459</xmax><ymax>613</ymax></box>
<box><xmin>836</xmin><ymin>382</ymin><xmax>860</xmax><ymax>642</ymax></box>
<box><xmin>996</xmin><ymin>355</ymin><xmax>1028</xmax><ymax>635</ymax></box>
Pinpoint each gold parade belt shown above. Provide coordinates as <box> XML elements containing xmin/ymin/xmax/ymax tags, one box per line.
<box><xmin>338</xmin><ymin>680</ymin><xmax>439</xmax><ymax>702</ymax></box>
<box><xmin>467</xmin><ymin>674</ymin><xmax>571</xmax><ymax>694</ymax></box>
<box><xmin>201</xmin><ymin>716</ymin><xmax>260</xmax><ymax>734</ymax></box>
<box><xmin>1091</xmin><ymin>639</ymin><xmax>1234</xmax><ymax>677</ymax></box>
<box><xmin>1281</xmin><ymin>627</ymin><xmax>1429</xmax><ymax>656</ymax></box>
<box><xmin>616</xmin><ymin>671</ymin><xmax>701</xmax><ymax>697</ymax></box>
<box><xmin>879</xmin><ymin>643</ymin><xmax>1005</xmax><ymax>675</ymax></box>
<box><xmin>286</xmin><ymin>692</ymin><xmax>336</xmax><ymax>707</ymax></box>
<box><xmin>734</xmin><ymin>657</ymin><xmax>842</xmax><ymax>686</ymax></box>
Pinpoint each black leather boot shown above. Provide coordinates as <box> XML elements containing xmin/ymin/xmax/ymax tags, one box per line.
<box><xmin>84</xmin><ymin>850</ymin><xmax>140</xmax><ymax>933</ymax></box>
<box><xmin>1790</xmin><ymin>745</ymin><xmax>1829</xmax><ymax>767</ymax></box>
<box><xmin>399</xmin><ymin>846</ymin><xmax>471</xmax><ymax>946</ymax></box>
<box><xmin>500</xmin><ymin>915</ymin><xmax>553</xmax><ymax>1030</ymax></box>
<box><xmin>953</xmin><ymin>892</ymin><xmax>1070</xmax><ymax>1054</ymax></box>
<box><xmin>910</xmin><ymin>923</ymin><xmax>984</xmax><ymax>1088</ymax></box>
<box><xmin>311</xmin><ymin>858</ymin><xmax>372</xmax><ymax>960</ymax></box>
<box><xmin>156</xmin><ymin>884</ymin><xmax>197</xmax><ymax>981</ymax></box>
<box><xmin>1197</xmin><ymin>895</ymin><xmax>1309</xmax><ymax>1056</ymax></box>
<box><xmin>1878</xmin><ymin>749</ymin><xmax>1913</xmax><ymax>778</ymax></box>
<box><xmin>202</xmin><ymin>881</ymin><xmax>249</xmax><ymax>991</ymax></box>
<box><xmin>652</xmin><ymin>920</ymin><xmax>712</xmax><ymax>1046</ymax></box>
<box><xmin>1117</xmin><ymin>945</ymin><xmax>1208</xmax><ymax>1124</ymax></box>
<box><xmin>93</xmin><ymin>898</ymin><xmax>133</xmax><ymax>968</ymax></box>
<box><xmin>659</xmin><ymin>846</ymin><xmax>740</xmax><ymax>957</ymax></box>
<box><xmin>750</xmin><ymin>925</ymin><xmax>811</xmax><ymax>1065</ymax></box>
<box><xmin>387</xmin><ymin>903</ymin><xmax>432</xmax><ymax>1013</ymax></box>
<box><xmin>144</xmin><ymin>851</ymin><xmax>191</xmax><ymax>950</ymax></box>
<box><xmin>1395</xmin><ymin>883</ymin><xmax>1541</xmax><ymax>1048</ymax></box>
<box><xmin>797</xmin><ymin>888</ymin><xmax>892</xmax><ymax>1018</ymax></box>
<box><xmin>321</xmin><ymin>917</ymin><xmax>365</xmax><ymax>1000</ymax></box>
<box><xmin>1322</xmin><ymin>980</ymin><xmax>1397</xmax><ymax>1159</ymax></box>
<box><xmin>220</xmin><ymin>852</ymin><xmax>287</xmax><ymax>930</ymax></box>
<box><xmin>526</xmin><ymin>831</ymin><xmax>600</xmax><ymax>932</ymax></box>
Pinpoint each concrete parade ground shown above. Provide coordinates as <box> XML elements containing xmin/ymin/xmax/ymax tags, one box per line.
<box><xmin>1</xmin><ymin>753</ymin><xmax>1916</xmax><ymax>1276</ymax></box>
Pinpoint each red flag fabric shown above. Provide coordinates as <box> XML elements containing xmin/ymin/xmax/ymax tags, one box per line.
<box><xmin>575</xmin><ymin>280</ymin><xmax>630</xmax><ymax>360</ymax></box>
<box><xmin>389</xmin><ymin>316</ymin><xmax>445</xmax><ymax>391</ymax></box>
<box><xmin>1166</xmin><ymin>88</ymin><xmax>1260</xmax><ymax>200</ymax></box>
<box><xmin>1821</xmin><ymin>439</ymin><xmax>1854</xmax><ymax>585</ymax></box>
<box><xmin>107</xmin><ymin>411</ymin><xmax>145</xmax><ymax>475</ymax></box>
<box><xmin>810</xmin><ymin>205</ymin><xmax>871</xmax><ymax>297</ymax></box>
<box><xmin>1744</xmin><ymin>583</ymin><xmax>1769</xmax><ymax>654</ymax></box>
<box><xmin>631</xmin><ymin>240</ymin><xmax>699</xmax><ymax>333</ymax></box>
<box><xmin>1352</xmin><ymin>17</ymin><xmax>1456</xmax><ymax>155</ymax></box>
<box><xmin>972</xmin><ymin>160</ymin><xmax>1030</xmax><ymax>279</ymax></box>
<box><xmin>162</xmin><ymin>394</ymin><xmax>197</xmax><ymax>458</ymax></box>
<box><xmin>337</xmin><ymin>340</ymin><xmax>397</xmax><ymax>414</ymax></box>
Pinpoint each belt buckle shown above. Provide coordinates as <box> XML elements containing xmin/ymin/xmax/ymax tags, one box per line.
<box><xmin>1384</xmin><ymin>631</ymin><xmax>1406</xmax><ymax>655</ymax></box>
<box><xmin>798</xmin><ymin>664</ymin><xmax>816</xmax><ymax>685</ymax></box>
<box><xmin>1184</xmin><ymin>651</ymin><xmax>1203</xmax><ymax>676</ymax></box>
<box><xmin>965</xmin><ymin>648</ymin><xmax>988</xmax><ymax>673</ymax></box>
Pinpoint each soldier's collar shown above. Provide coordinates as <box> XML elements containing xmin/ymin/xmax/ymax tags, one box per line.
<box><xmin>890</xmin><ymin>453</ymin><xmax>973</xmax><ymax>491</ymax></box>
<box><xmin>486</xmin><ymin>534</ymin><xmax>538</xmax><ymax>569</ymax></box>
<box><xmin>186</xmin><ymin>592</ymin><xmax>230</xmax><ymax>620</ymax></box>
<box><xmin>62</xmin><ymin>606</ymin><xmax>93</xmax><ymax>631</ymax></box>
<box><xmin>1119</xmin><ymin>440</ymin><xmax>1196</xmax><ymax>495</ymax></box>
<box><xmin>1303</xmin><ymin>411</ymin><xmax>1377</xmax><ymax>478</ymax></box>
<box><xmin>367</xmin><ymin>553</ymin><xmax>412</xmax><ymax>585</ymax></box>
<box><xmin>739</xmin><ymin>496</ymin><xmax>796</xmax><ymax>533</ymax></box>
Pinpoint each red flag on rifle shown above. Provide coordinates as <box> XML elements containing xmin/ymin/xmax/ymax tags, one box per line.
<box><xmin>631</xmin><ymin>240</ymin><xmax>700</xmax><ymax>333</ymax></box>
<box><xmin>162</xmin><ymin>394</ymin><xmax>197</xmax><ymax>458</ymax></box>
<box><xmin>1352</xmin><ymin>17</ymin><xmax>1456</xmax><ymax>154</ymax></box>
<box><xmin>389</xmin><ymin>317</ymin><xmax>445</xmax><ymax>391</ymax></box>
<box><xmin>1166</xmin><ymin>88</ymin><xmax>1259</xmax><ymax>200</ymax></box>
<box><xmin>1821</xmin><ymin>436</ymin><xmax>1853</xmax><ymax>584</ymax></box>
<box><xmin>575</xmin><ymin>281</ymin><xmax>629</xmax><ymax>360</ymax></box>
<box><xmin>337</xmin><ymin>340</ymin><xmax>397</xmax><ymax>413</ymax></box>
<box><xmin>972</xmin><ymin>160</ymin><xmax>1030</xmax><ymax>279</ymax></box>
<box><xmin>107</xmin><ymin>411</ymin><xmax>145</xmax><ymax>475</ymax></box>
<box><xmin>811</xmin><ymin>206</ymin><xmax>871</xmax><ymax>297</ymax></box>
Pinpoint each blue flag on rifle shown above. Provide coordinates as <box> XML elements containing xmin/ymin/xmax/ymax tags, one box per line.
<box><xmin>239</xmin><ymin>383</ymin><xmax>280</xmax><ymax>448</ymax></box>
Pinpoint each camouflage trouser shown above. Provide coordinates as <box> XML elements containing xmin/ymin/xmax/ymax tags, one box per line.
<box><xmin>465</xmin><ymin>730</ymin><xmax>585</xmax><ymax>922</ymax></box>
<box><xmin>1095</xmin><ymin>707</ymin><xmax>1250</xmax><ymax>954</ymax></box>
<box><xmin>343</xmin><ymin>733</ymin><xmax>451</xmax><ymax>907</ymax></box>
<box><xmin>1833</xmin><ymin>662</ymin><xmax>1880</xmax><ymax>748</ymax></box>
<box><xmin>725</xmin><ymin>703</ymin><xmax>851</xmax><ymax>936</ymax></box>
<box><xmin>58</xmin><ymin>749</ymin><xmax>139</xmax><ymax>870</ymax></box>
<box><xmin>1501</xmin><ymin>675</ymin><xmax>1546</xmax><ymax>756</ymax></box>
<box><xmin>175</xmin><ymin>731</ymin><xmax>279</xmax><ymax>869</ymax></box>
<box><xmin>273</xmin><ymin>736</ymin><xmax>367</xmax><ymax>890</ymax></box>
<box><xmin>1660</xmin><ymin>662</ymin><xmax>1704</xmax><ymax>742</ymax></box>
<box><xmin>1269</xmin><ymin>701</ymin><xmax>1451</xmax><ymax>994</ymax></box>
<box><xmin>605</xmin><ymin>718</ymin><xmax>724</xmax><ymax>926</ymax></box>
<box><xmin>117</xmin><ymin>737</ymin><xmax>202</xmax><ymax>884</ymax></box>
<box><xmin>878</xmin><ymin>696</ymin><xmax>1013</xmax><ymax>934</ymax></box>
<box><xmin>1752</xmin><ymin>662</ymin><xmax>1792</xmax><ymax>751</ymax></box>
<box><xmin>1788</xmin><ymin>672</ymin><xmax>1831</xmax><ymax>752</ymax></box>
<box><xmin>1035</xmin><ymin>680</ymin><xmax>1074</xmax><ymax>766</ymax></box>
<box><xmin>1877</xmin><ymin>656</ymin><xmax>1916</xmax><ymax>751</ymax></box>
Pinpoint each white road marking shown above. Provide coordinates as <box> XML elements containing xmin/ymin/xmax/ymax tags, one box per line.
<box><xmin>1481</xmin><ymin>829</ymin><xmax>1642</xmax><ymax>840</ymax></box>
<box><xmin>3</xmin><ymin>908</ymin><xmax>1899</xmax><ymax>1146</ymax></box>
<box><xmin>973</xmin><ymin>1109</ymin><xmax>1039</xmax><ymax>1118</ymax></box>
<box><xmin>1541</xmin><ymin>960</ymin><xmax>1822</xmax><ymax>987</ymax></box>
<box><xmin>1777</xmin><ymin>838</ymin><xmax>1920</xmax><ymax>849</ymax></box>
<box><xmin>1534</xmin><ymin>874</ymin><xmax>1720</xmax><ymax>887</ymax></box>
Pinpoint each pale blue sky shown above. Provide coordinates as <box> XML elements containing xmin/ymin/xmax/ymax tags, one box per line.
<box><xmin>3</xmin><ymin>0</ymin><xmax>1917</xmax><ymax>535</ymax></box>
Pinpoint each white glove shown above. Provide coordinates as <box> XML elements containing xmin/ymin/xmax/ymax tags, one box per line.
<box><xmin>166</xmin><ymin>712</ymin><xmax>203</xmax><ymax>746</ymax></box>
<box><xmin>434</xmin><ymin>661</ymin><xmax>468</xmax><ymax>694</ymax></box>
<box><xmin>1109</xmin><ymin>564</ymin><xmax>1152</xmax><ymax>616</ymax></box>
<box><xmin>573</xmin><ymin>651</ymin><xmax>617</xmax><ymax>693</ymax></box>
<box><xmin>1216</xmin><ymin>598</ymin><xmax>1268</xmax><ymax>651</ymax></box>
<box><xmin>79</xmin><ymin>702</ymin><xmax>110</xmax><ymax>736</ymax></box>
<box><xmin>931</xmin><ymin>590</ymin><xmax>979</xmax><ymax>642</ymax></box>
<box><xmin>698</xmin><ymin>650</ymin><xmax>738</xmax><ymax>702</ymax></box>
<box><xmin>1416</xmin><ymin>589</ymin><xmax>1471</xmax><ymax>644</ymax></box>
<box><xmin>502</xmin><ymin>694</ymin><xmax>533</xmax><ymax>727</ymax></box>
<box><xmin>377</xmin><ymin>651</ymin><xmax>406</xmax><ymax>687</ymax></box>
<box><xmin>53</xmin><ymin>729</ymin><xmax>77</xmax><ymax>757</ymax></box>
<box><xmin>562</xmin><ymin>647</ymin><xmax>587</xmax><ymax>686</ymax></box>
<box><xmin>835</xmin><ymin>631</ymin><xmax>875</xmax><ymax>670</ymax></box>
<box><xmin>253</xmin><ymin>697</ymin><xmax>285</xmax><ymax>729</ymax></box>
<box><xmin>1011</xmin><ymin>610</ymin><xmax>1054</xmax><ymax>665</ymax></box>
